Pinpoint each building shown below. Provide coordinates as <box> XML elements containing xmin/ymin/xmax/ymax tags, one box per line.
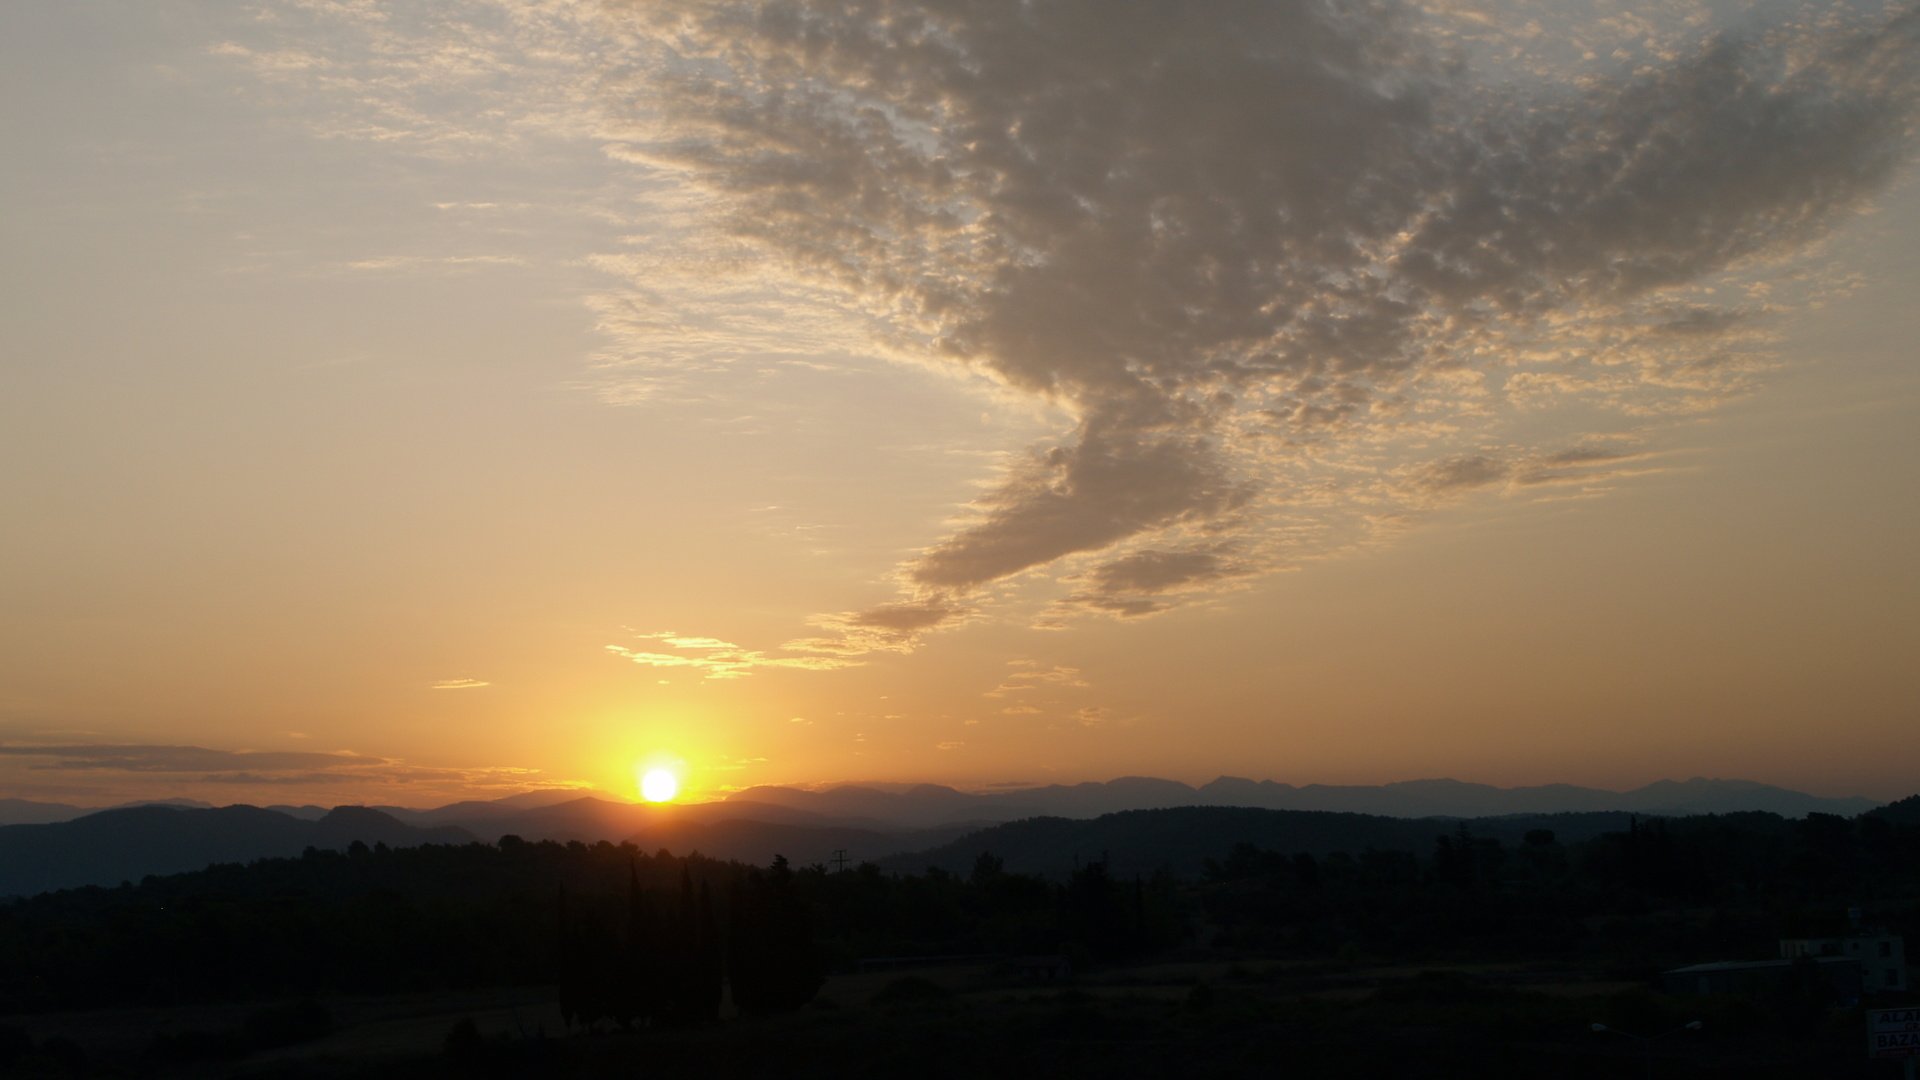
<box><xmin>1780</xmin><ymin>931</ymin><xmax>1907</xmax><ymax>994</ymax></box>
<box><xmin>1661</xmin><ymin>957</ymin><xmax>1863</xmax><ymax>1003</ymax></box>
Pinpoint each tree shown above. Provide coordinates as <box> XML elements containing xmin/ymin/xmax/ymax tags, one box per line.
<box><xmin>727</xmin><ymin>856</ymin><xmax>822</xmax><ymax>1015</ymax></box>
<box><xmin>662</xmin><ymin>865</ymin><xmax>720</xmax><ymax>1025</ymax></box>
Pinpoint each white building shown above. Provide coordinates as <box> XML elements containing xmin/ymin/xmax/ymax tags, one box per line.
<box><xmin>1781</xmin><ymin>931</ymin><xmax>1907</xmax><ymax>994</ymax></box>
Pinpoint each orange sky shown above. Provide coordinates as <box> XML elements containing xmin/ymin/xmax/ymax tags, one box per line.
<box><xmin>2</xmin><ymin>1</ymin><xmax>1917</xmax><ymax>807</ymax></box>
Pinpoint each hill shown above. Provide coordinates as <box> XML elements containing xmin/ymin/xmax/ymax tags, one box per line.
<box><xmin>0</xmin><ymin>799</ymin><xmax>84</xmax><ymax>826</ymax></box>
<box><xmin>1869</xmin><ymin>793</ymin><xmax>1920</xmax><ymax>825</ymax></box>
<box><xmin>728</xmin><ymin>775</ymin><xmax>1879</xmax><ymax>827</ymax></box>
<box><xmin>2</xmin><ymin>775</ymin><xmax>1889</xmax><ymax>898</ymax></box>
<box><xmin>880</xmin><ymin>806</ymin><xmax>1646</xmax><ymax>879</ymax></box>
<box><xmin>0</xmin><ymin>797</ymin><xmax>972</xmax><ymax>898</ymax></box>
<box><xmin>0</xmin><ymin>805</ymin><xmax>474</xmax><ymax>897</ymax></box>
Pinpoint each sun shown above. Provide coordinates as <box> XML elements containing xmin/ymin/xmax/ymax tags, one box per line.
<box><xmin>639</xmin><ymin>766</ymin><xmax>680</xmax><ymax>803</ymax></box>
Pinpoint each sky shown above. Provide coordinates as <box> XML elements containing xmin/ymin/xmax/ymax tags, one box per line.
<box><xmin>2</xmin><ymin>0</ymin><xmax>1917</xmax><ymax>808</ymax></box>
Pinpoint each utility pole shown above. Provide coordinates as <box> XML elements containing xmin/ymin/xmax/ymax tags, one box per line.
<box><xmin>830</xmin><ymin>848</ymin><xmax>849</xmax><ymax>873</ymax></box>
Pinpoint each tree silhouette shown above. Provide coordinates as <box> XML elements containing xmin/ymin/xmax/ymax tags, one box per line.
<box><xmin>727</xmin><ymin>855</ymin><xmax>822</xmax><ymax>1015</ymax></box>
<box><xmin>623</xmin><ymin>857</ymin><xmax>660</xmax><ymax>1026</ymax></box>
<box><xmin>660</xmin><ymin>864</ymin><xmax>721</xmax><ymax>1025</ymax></box>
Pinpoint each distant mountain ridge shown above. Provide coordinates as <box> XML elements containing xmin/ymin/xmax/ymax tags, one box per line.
<box><xmin>0</xmin><ymin>776</ymin><xmax>1887</xmax><ymax>897</ymax></box>
<box><xmin>0</xmin><ymin>776</ymin><xmax>1878</xmax><ymax>831</ymax></box>
<box><xmin>0</xmin><ymin>798</ymin><xmax>84</xmax><ymax>826</ymax></box>
<box><xmin>0</xmin><ymin>795</ymin><xmax>973</xmax><ymax>897</ymax></box>
<box><xmin>0</xmin><ymin>805</ymin><xmax>474</xmax><ymax>897</ymax></box>
<box><xmin>724</xmin><ymin>775</ymin><xmax>1881</xmax><ymax>825</ymax></box>
<box><xmin>879</xmin><ymin>806</ymin><xmax>1654</xmax><ymax>880</ymax></box>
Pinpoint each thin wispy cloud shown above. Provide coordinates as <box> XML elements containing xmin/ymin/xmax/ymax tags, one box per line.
<box><xmin>430</xmin><ymin>678</ymin><xmax>491</xmax><ymax>690</ymax></box>
<box><xmin>0</xmin><ymin>744</ymin><xmax>383</xmax><ymax>774</ymax></box>
<box><xmin>605</xmin><ymin>631</ymin><xmax>863</xmax><ymax>680</ymax></box>
<box><xmin>986</xmin><ymin>662</ymin><xmax>1093</xmax><ymax>699</ymax></box>
<box><xmin>1073</xmin><ymin>707</ymin><xmax>1112</xmax><ymax>729</ymax></box>
<box><xmin>345</xmin><ymin>254</ymin><xmax>528</xmax><ymax>273</ymax></box>
<box><xmin>0</xmin><ymin>742</ymin><xmax>588</xmax><ymax>797</ymax></box>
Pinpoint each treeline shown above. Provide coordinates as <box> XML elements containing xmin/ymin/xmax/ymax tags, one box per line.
<box><xmin>3</xmin><ymin>808</ymin><xmax>1918</xmax><ymax>1016</ymax></box>
<box><xmin>556</xmin><ymin>855</ymin><xmax>821</xmax><ymax>1029</ymax></box>
<box><xmin>792</xmin><ymin>852</ymin><xmax>1184</xmax><ymax>970</ymax></box>
<box><xmin>0</xmin><ymin>837</ymin><xmax>747</xmax><ymax>1012</ymax></box>
<box><xmin>1199</xmin><ymin>811</ymin><xmax>1920</xmax><ymax>972</ymax></box>
<box><xmin>0</xmin><ymin>835</ymin><xmax>1182</xmax><ymax>1016</ymax></box>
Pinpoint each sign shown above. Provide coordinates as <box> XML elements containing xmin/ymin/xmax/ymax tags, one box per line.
<box><xmin>1872</xmin><ymin>1008</ymin><xmax>1920</xmax><ymax>1059</ymax></box>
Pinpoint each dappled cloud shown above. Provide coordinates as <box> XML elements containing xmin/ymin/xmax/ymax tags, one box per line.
<box><xmin>597</xmin><ymin>0</ymin><xmax>1920</xmax><ymax>642</ymax></box>
<box><xmin>217</xmin><ymin>0</ymin><xmax>1920</xmax><ymax>651</ymax></box>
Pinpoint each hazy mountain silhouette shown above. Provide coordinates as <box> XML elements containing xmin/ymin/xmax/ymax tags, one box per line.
<box><xmin>0</xmin><ymin>804</ymin><xmax>473</xmax><ymax>897</ymax></box>
<box><xmin>0</xmin><ymin>776</ymin><xmax>1878</xmax><ymax>897</ymax></box>
<box><xmin>0</xmin><ymin>798</ymin><xmax>84</xmax><ymax>826</ymax></box>
<box><xmin>0</xmin><ymin>796</ymin><xmax>223</xmax><ymax>826</ymax></box>
<box><xmin>372</xmin><ymin>787</ymin><xmax>614</xmax><ymax>829</ymax></box>
<box><xmin>111</xmin><ymin>796</ymin><xmax>217</xmax><ymax>811</ymax></box>
<box><xmin>0</xmin><ymin>792</ymin><xmax>984</xmax><ymax>898</ymax></box>
<box><xmin>428</xmin><ymin>795</ymin><xmax>966</xmax><ymax>860</ymax></box>
<box><xmin>723</xmin><ymin>775</ymin><xmax>1876</xmax><ymax>824</ymax></box>
<box><xmin>722</xmin><ymin>783</ymin><xmax>1034</xmax><ymax>829</ymax></box>
<box><xmin>1608</xmin><ymin>777</ymin><xmax>1879</xmax><ymax>817</ymax></box>
<box><xmin>1</xmin><ymin>775</ymin><xmax>1871</xmax><ymax>833</ymax></box>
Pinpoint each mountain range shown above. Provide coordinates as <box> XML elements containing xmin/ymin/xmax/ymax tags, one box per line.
<box><xmin>1</xmin><ymin>775</ymin><xmax>1881</xmax><ymax>833</ymax></box>
<box><xmin>0</xmin><ymin>776</ymin><xmax>1885</xmax><ymax>897</ymax></box>
<box><xmin>0</xmin><ymin>804</ymin><xmax>476</xmax><ymax>897</ymax></box>
<box><xmin>877</xmin><ymin>806</ymin><xmax>1659</xmax><ymax>880</ymax></box>
<box><xmin>719</xmin><ymin>775</ymin><xmax>1881</xmax><ymax>825</ymax></box>
<box><xmin>0</xmin><ymin>795</ymin><xmax>977</xmax><ymax>897</ymax></box>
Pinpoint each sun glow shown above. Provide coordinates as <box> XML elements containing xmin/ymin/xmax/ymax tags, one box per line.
<box><xmin>639</xmin><ymin>766</ymin><xmax>680</xmax><ymax>803</ymax></box>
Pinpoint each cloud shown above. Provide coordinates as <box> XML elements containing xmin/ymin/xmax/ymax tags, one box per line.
<box><xmin>596</xmin><ymin>0</ymin><xmax>1920</xmax><ymax>640</ymax></box>
<box><xmin>344</xmin><ymin>254</ymin><xmax>528</xmax><ymax>273</ymax></box>
<box><xmin>606</xmin><ymin>630</ymin><xmax>863</xmax><ymax>680</ymax></box>
<box><xmin>782</xmin><ymin>597</ymin><xmax>972</xmax><ymax>657</ymax></box>
<box><xmin>845</xmin><ymin>599</ymin><xmax>971</xmax><ymax>635</ymax></box>
<box><xmin>909</xmin><ymin>432</ymin><xmax>1252</xmax><ymax>591</ymax></box>
<box><xmin>219</xmin><ymin>1</ymin><xmax>1920</xmax><ymax>645</ymax></box>
<box><xmin>430</xmin><ymin>678</ymin><xmax>491</xmax><ymax>690</ymax></box>
<box><xmin>1082</xmin><ymin>548</ymin><xmax>1237</xmax><ymax>597</ymax></box>
<box><xmin>986</xmin><ymin>662</ymin><xmax>1092</xmax><ymax>698</ymax></box>
<box><xmin>0</xmin><ymin>744</ymin><xmax>385</xmax><ymax>774</ymax></box>
<box><xmin>0</xmin><ymin>742</ymin><xmax>591</xmax><ymax>799</ymax></box>
<box><xmin>1072</xmin><ymin>707</ymin><xmax>1111</xmax><ymax>729</ymax></box>
<box><xmin>1512</xmin><ymin>443</ymin><xmax>1662</xmax><ymax>488</ymax></box>
<box><xmin>1420</xmin><ymin>456</ymin><xmax>1513</xmax><ymax>494</ymax></box>
<box><xmin>1401</xmin><ymin>440</ymin><xmax>1666</xmax><ymax>501</ymax></box>
<box><xmin>1048</xmin><ymin>544</ymin><xmax>1253</xmax><ymax>619</ymax></box>
<box><xmin>207</xmin><ymin>40</ymin><xmax>330</xmax><ymax>74</ymax></box>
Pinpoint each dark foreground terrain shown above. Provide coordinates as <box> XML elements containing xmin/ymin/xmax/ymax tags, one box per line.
<box><xmin>4</xmin><ymin>795</ymin><xmax>1918</xmax><ymax>1077</ymax></box>
<box><xmin>2</xmin><ymin>962</ymin><xmax>1895</xmax><ymax>1078</ymax></box>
